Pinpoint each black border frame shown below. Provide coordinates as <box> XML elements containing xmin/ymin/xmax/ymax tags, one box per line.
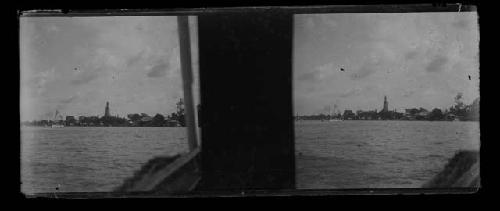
<box><xmin>16</xmin><ymin>2</ymin><xmax>483</xmax><ymax>198</ymax></box>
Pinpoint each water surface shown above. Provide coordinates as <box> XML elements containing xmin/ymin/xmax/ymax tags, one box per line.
<box><xmin>295</xmin><ymin>120</ymin><xmax>480</xmax><ymax>189</ymax></box>
<box><xmin>21</xmin><ymin>127</ymin><xmax>188</xmax><ymax>194</ymax></box>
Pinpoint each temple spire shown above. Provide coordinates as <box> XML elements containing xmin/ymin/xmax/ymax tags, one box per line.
<box><xmin>383</xmin><ymin>96</ymin><xmax>388</xmax><ymax>112</ymax></box>
<box><xmin>105</xmin><ymin>101</ymin><xmax>110</xmax><ymax>117</ymax></box>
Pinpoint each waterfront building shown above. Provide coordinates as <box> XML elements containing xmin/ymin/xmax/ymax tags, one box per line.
<box><xmin>379</xmin><ymin>96</ymin><xmax>390</xmax><ymax>120</ymax></box>
<box><xmin>343</xmin><ymin>110</ymin><xmax>355</xmax><ymax>120</ymax></box>
<box><xmin>104</xmin><ymin>101</ymin><xmax>111</xmax><ymax>117</ymax></box>
<box><xmin>468</xmin><ymin>97</ymin><xmax>479</xmax><ymax>121</ymax></box>
<box><xmin>65</xmin><ymin>116</ymin><xmax>76</xmax><ymax>126</ymax></box>
<box><xmin>383</xmin><ymin>96</ymin><xmax>389</xmax><ymax>113</ymax></box>
<box><xmin>65</xmin><ymin>116</ymin><xmax>75</xmax><ymax>122</ymax></box>
<box><xmin>445</xmin><ymin>113</ymin><xmax>458</xmax><ymax>121</ymax></box>
<box><xmin>176</xmin><ymin>98</ymin><xmax>184</xmax><ymax>114</ymax></box>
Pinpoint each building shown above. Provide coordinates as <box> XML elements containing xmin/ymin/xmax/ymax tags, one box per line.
<box><xmin>382</xmin><ymin>96</ymin><xmax>389</xmax><ymax>113</ymax></box>
<box><xmin>378</xmin><ymin>96</ymin><xmax>390</xmax><ymax>119</ymax></box>
<box><xmin>141</xmin><ymin>116</ymin><xmax>153</xmax><ymax>122</ymax></box>
<box><xmin>468</xmin><ymin>97</ymin><xmax>479</xmax><ymax>121</ymax></box>
<box><xmin>104</xmin><ymin>101</ymin><xmax>111</xmax><ymax>117</ymax></box>
<box><xmin>445</xmin><ymin>113</ymin><xmax>458</xmax><ymax>121</ymax></box>
<box><xmin>65</xmin><ymin>116</ymin><xmax>76</xmax><ymax>126</ymax></box>
<box><xmin>343</xmin><ymin>110</ymin><xmax>355</xmax><ymax>120</ymax></box>
<box><xmin>176</xmin><ymin>98</ymin><xmax>184</xmax><ymax>114</ymax></box>
<box><xmin>416</xmin><ymin>110</ymin><xmax>430</xmax><ymax>120</ymax></box>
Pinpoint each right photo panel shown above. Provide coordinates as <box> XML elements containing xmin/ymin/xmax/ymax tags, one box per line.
<box><xmin>293</xmin><ymin>12</ymin><xmax>479</xmax><ymax>189</ymax></box>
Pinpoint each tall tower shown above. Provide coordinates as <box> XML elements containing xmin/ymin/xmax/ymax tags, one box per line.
<box><xmin>383</xmin><ymin>96</ymin><xmax>388</xmax><ymax>112</ymax></box>
<box><xmin>176</xmin><ymin>98</ymin><xmax>184</xmax><ymax>114</ymax></box>
<box><xmin>105</xmin><ymin>101</ymin><xmax>110</xmax><ymax>117</ymax></box>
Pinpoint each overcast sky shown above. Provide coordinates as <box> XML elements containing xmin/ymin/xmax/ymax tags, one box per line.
<box><xmin>293</xmin><ymin>12</ymin><xmax>479</xmax><ymax>115</ymax></box>
<box><xmin>20</xmin><ymin>16</ymin><xmax>199</xmax><ymax>121</ymax></box>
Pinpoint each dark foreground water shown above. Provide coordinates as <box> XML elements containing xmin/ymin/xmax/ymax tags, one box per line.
<box><xmin>21</xmin><ymin>127</ymin><xmax>188</xmax><ymax>194</ymax></box>
<box><xmin>21</xmin><ymin>121</ymin><xmax>480</xmax><ymax>193</ymax></box>
<box><xmin>295</xmin><ymin>120</ymin><xmax>480</xmax><ymax>189</ymax></box>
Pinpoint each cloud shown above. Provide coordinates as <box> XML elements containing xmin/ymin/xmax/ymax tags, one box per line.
<box><xmin>47</xmin><ymin>25</ymin><xmax>60</xmax><ymax>33</ymax></box>
<box><xmin>70</xmin><ymin>48</ymin><xmax>122</xmax><ymax>86</ymax></box>
<box><xmin>452</xmin><ymin>18</ymin><xmax>469</xmax><ymax>29</ymax></box>
<box><xmin>426</xmin><ymin>55</ymin><xmax>448</xmax><ymax>73</ymax></box>
<box><xmin>31</xmin><ymin>69</ymin><xmax>55</xmax><ymax>89</ymax></box>
<box><xmin>147</xmin><ymin>60</ymin><xmax>169</xmax><ymax>78</ymax></box>
<box><xmin>60</xmin><ymin>95</ymin><xmax>79</xmax><ymax>104</ymax></box>
<box><xmin>339</xmin><ymin>84</ymin><xmax>379</xmax><ymax>99</ymax></box>
<box><xmin>402</xmin><ymin>89</ymin><xmax>416</xmax><ymax>98</ymax></box>
<box><xmin>126</xmin><ymin>50</ymin><xmax>145</xmax><ymax>67</ymax></box>
<box><xmin>54</xmin><ymin>94</ymin><xmax>81</xmax><ymax>112</ymax></box>
<box><xmin>71</xmin><ymin>69</ymin><xmax>100</xmax><ymax>85</ymax></box>
<box><xmin>340</xmin><ymin>87</ymin><xmax>363</xmax><ymax>98</ymax></box>
<box><xmin>297</xmin><ymin>62</ymin><xmax>336</xmax><ymax>82</ymax></box>
<box><xmin>297</xmin><ymin>72</ymin><xmax>319</xmax><ymax>82</ymax></box>
<box><xmin>404</xmin><ymin>51</ymin><xmax>418</xmax><ymax>60</ymax></box>
<box><xmin>350</xmin><ymin>61</ymin><xmax>378</xmax><ymax>80</ymax></box>
<box><xmin>135</xmin><ymin>23</ymin><xmax>144</xmax><ymax>31</ymax></box>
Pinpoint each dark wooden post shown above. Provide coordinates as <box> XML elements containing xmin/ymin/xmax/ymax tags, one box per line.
<box><xmin>177</xmin><ymin>16</ymin><xmax>198</xmax><ymax>152</ymax></box>
<box><xmin>197</xmin><ymin>11</ymin><xmax>295</xmax><ymax>191</ymax></box>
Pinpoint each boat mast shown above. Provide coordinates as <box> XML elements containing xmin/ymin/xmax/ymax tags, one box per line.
<box><xmin>177</xmin><ymin>16</ymin><xmax>199</xmax><ymax>152</ymax></box>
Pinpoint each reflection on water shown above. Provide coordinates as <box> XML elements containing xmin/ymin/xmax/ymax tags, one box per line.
<box><xmin>21</xmin><ymin>127</ymin><xmax>188</xmax><ymax>194</ymax></box>
<box><xmin>295</xmin><ymin>120</ymin><xmax>479</xmax><ymax>189</ymax></box>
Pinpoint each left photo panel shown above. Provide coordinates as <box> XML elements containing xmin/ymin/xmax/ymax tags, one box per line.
<box><xmin>20</xmin><ymin>15</ymin><xmax>201</xmax><ymax>194</ymax></box>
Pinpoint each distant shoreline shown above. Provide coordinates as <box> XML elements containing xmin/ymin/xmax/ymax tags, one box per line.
<box><xmin>294</xmin><ymin>119</ymin><xmax>479</xmax><ymax>122</ymax></box>
<box><xmin>21</xmin><ymin>126</ymin><xmax>187</xmax><ymax>128</ymax></box>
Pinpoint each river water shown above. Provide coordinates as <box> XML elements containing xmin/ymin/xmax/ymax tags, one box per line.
<box><xmin>21</xmin><ymin>121</ymin><xmax>480</xmax><ymax>193</ymax></box>
<box><xmin>21</xmin><ymin>127</ymin><xmax>188</xmax><ymax>194</ymax></box>
<box><xmin>295</xmin><ymin>120</ymin><xmax>480</xmax><ymax>189</ymax></box>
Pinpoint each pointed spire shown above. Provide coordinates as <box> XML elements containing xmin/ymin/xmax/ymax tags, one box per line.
<box><xmin>105</xmin><ymin>101</ymin><xmax>111</xmax><ymax>117</ymax></box>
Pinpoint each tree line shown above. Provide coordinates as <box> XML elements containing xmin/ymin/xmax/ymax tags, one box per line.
<box><xmin>296</xmin><ymin>94</ymin><xmax>479</xmax><ymax>121</ymax></box>
<box><xmin>22</xmin><ymin>103</ymin><xmax>192</xmax><ymax>127</ymax></box>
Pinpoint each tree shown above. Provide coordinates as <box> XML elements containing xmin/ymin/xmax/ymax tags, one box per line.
<box><xmin>450</xmin><ymin>93</ymin><xmax>467</xmax><ymax>118</ymax></box>
<box><xmin>127</xmin><ymin>113</ymin><xmax>142</xmax><ymax>122</ymax></box>
<box><xmin>408</xmin><ymin>108</ymin><xmax>420</xmax><ymax>116</ymax></box>
<box><xmin>152</xmin><ymin>113</ymin><xmax>165</xmax><ymax>127</ymax></box>
<box><xmin>429</xmin><ymin>108</ymin><xmax>444</xmax><ymax>121</ymax></box>
<box><xmin>468</xmin><ymin>97</ymin><xmax>479</xmax><ymax>121</ymax></box>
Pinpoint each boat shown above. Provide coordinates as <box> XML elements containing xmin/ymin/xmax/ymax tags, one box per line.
<box><xmin>329</xmin><ymin>118</ymin><xmax>343</xmax><ymax>122</ymax></box>
<box><xmin>329</xmin><ymin>104</ymin><xmax>343</xmax><ymax>122</ymax></box>
<box><xmin>51</xmin><ymin>110</ymin><xmax>65</xmax><ymax>128</ymax></box>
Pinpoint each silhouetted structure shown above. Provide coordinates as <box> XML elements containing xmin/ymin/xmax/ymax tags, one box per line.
<box><xmin>65</xmin><ymin>116</ymin><xmax>76</xmax><ymax>126</ymax></box>
<box><xmin>383</xmin><ymin>96</ymin><xmax>388</xmax><ymax>113</ymax></box>
<box><xmin>343</xmin><ymin>110</ymin><xmax>355</xmax><ymax>120</ymax></box>
<box><xmin>105</xmin><ymin>101</ymin><xmax>111</xmax><ymax>117</ymax></box>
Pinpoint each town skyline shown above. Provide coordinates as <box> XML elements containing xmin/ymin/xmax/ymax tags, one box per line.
<box><xmin>20</xmin><ymin>13</ymin><xmax>479</xmax><ymax>120</ymax></box>
<box><xmin>293</xmin><ymin>12</ymin><xmax>479</xmax><ymax>115</ymax></box>
<box><xmin>20</xmin><ymin>16</ymin><xmax>200</xmax><ymax>122</ymax></box>
<box><xmin>298</xmin><ymin>93</ymin><xmax>478</xmax><ymax>116</ymax></box>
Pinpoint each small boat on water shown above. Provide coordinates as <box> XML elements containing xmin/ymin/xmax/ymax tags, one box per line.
<box><xmin>329</xmin><ymin>118</ymin><xmax>343</xmax><ymax>122</ymax></box>
<box><xmin>328</xmin><ymin>104</ymin><xmax>343</xmax><ymax>122</ymax></box>
<box><xmin>51</xmin><ymin>110</ymin><xmax>65</xmax><ymax>128</ymax></box>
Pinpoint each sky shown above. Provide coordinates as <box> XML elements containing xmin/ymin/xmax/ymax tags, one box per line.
<box><xmin>293</xmin><ymin>12</ymin><xmax>479</xmax><ymax>115</ymax></box>
<box><xmin>20</xmin><ymin>16</ymin><xmax>199</xmax><ymax>121</ymax></box>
